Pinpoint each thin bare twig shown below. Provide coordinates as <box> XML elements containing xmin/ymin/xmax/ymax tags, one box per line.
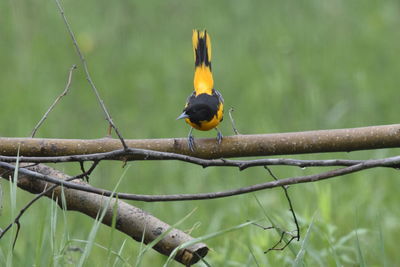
<box><xmin>79</xmin><ymin>161</ymin><xmax>90</xmax><ymax>181</ymax></box>
<box><xmin>228</xmin><ymin>107</ymin><xmax>240</xmax><ymax>135</ymax></box>
<box><xmin>31</xmin><ymin>64</ymin><xmax>77</xmax><ymax>138</ymax></box>
<box><xmin>0</xmin><ymin>148</ymin><xmax>398</xmax><ymax>171</ymax></box>
<box><xmin>251</xmin><ymin>222</ymin><xmax>274</xmax><ymax>230</ymax></box>
<box><xmin>265</xmin><ymin>166</ymin><xmax>299</xmax><ymax>241</ymax></box>
<box><xmin>250</xmin><ymin>222</ymin><xmax>297</xmax><ymax>253</ymax></box>
<box><xmin>265</xmin><ymin>235</ymin><xmax>297</xmax><ymax>253</ymax></box>
<box><xmin>0</xmin><ymin>155</ymin><xmax>399</xmax><ymax>201</ymax></box>
<box><xmin>54</xmin><ymin>0</ymin><xmax>127</xmax><ymax>150</ymax></box>
<box><xmin>264</xmin><ymin>166</ymin><xmax>299</xmax><ymax>253</ymax></box>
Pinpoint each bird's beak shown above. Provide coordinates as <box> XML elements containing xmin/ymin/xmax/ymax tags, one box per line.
<box><xmin>176</xmin><ymin>111</ymin><xmax>189</xmax><ymax>120</ymax></box>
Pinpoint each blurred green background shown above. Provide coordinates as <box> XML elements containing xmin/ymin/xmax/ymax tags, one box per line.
<box><xmin>1</xmin><ymin>0</ymin><xmax>400</xmax><ymax>266</ymax></box>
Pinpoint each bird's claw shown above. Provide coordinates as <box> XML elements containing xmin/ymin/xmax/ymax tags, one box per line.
<box><xmin>188</xmin><ymin>134</ymin><xmax>195</xmax><ymax>152</ymax></box>
<box><xmin>216</xmin><ymin>130</ymin><xmax>223</xmax><ymax>145</ymax></box>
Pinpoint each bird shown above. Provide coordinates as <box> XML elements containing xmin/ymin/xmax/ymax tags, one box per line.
<box><xmin>177</xmin><ymin>29</ymin><xmax>224</xmax><ymax>151</ymax></box>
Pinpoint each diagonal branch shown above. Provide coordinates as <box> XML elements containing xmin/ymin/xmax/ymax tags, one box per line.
<box><xmin>31</xmin><ymin>64</ymin><xmax>77</xmax><ymax>138</ymax></box>
<box><xmin>54</xmin><ymin>0</ymin><xmax>127</xmax><ymax>150</ymax></box>
<box><xmin>0</xmin><ymin>161</ymin><xmax>99</xmax><ymax>248</ymax></box>
<box><xmin>0</xmin><ymin>163</ymin><xmax>207</xmax><ymax>265</ymax></box>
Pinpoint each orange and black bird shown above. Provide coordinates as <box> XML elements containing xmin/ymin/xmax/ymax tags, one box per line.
<box><xmin>177</xmin><ymin>29</ymin><xmax>224</xmax><ymax>151</ymax></box>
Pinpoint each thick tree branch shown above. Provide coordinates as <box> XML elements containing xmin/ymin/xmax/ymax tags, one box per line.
<box><xmin>1</xmin><ymin>124</ymin><xmax>400</xmax><ymax>158</ymax></box>
<box><xmin>0</xmin><ymin>164</ymin><xmax>208</xmax><ymax>265</ymax></box>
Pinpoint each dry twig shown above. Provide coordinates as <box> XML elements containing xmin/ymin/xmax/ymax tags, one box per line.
<box><xmin>54</xmin><ymin>0</ymin><xmax>127</xmax><ymax>149</ymax></box>
<box><xmin>228</xmin><ymin>107</ymin><xmax>240</xmax><ymax>135</ymax></box>
<box><xmin>0</xmin><ymin>147</ymin><xmax>399</xmax><ymax>170</ymax></box>
<box><xmin>264</xmin><ymin>167</ymin><xmax>300</xmax><ymax>252</ymax></box>
<box><xmin>31</xmin><ymin>64</ymin><xmax>77</xmax><ymax>137</ymax></box>
<box><xmin>0</xmin><ymin>154</ymin><xmax>399</xmax><ymax>202</ymax></box>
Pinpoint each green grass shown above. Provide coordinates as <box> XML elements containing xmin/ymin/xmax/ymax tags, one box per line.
<box><xmin>1</xmin><ymin>0</ymin><xmax>400</xmax><ymax>265</ymax></box>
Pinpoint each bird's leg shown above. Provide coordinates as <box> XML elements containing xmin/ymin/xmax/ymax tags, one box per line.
<box><xmin>106</xmin><ymin>124</ymin><xmax>112</xmax><ymax>137</ymax></box>
<box><xmin>188</xmin><ymin>127</ymin><xmax>195</xmax><ymax>151</ymax></box>
<box><xmin>215</xmin><ymin>127</ymin><xmax>223</xmax><ymax>144</ymax></box>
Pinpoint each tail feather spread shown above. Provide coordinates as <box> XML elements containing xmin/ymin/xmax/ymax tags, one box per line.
<box><xmin>193</xmin><ymin>30</ymin><xmax>214</xmax><ymax>95</ymax></box>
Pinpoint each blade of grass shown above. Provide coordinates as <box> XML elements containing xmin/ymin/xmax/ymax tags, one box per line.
<box><xmin>50</xmin><ymin>190</ymin><xmax>59</xmax><ymax>266</ymax></box>
<box><xmin>0</xmin><ymin>248</ymin><xmax>5</xmax><ymax>266</ymax></box>
<box><xmin>0</xmin><ymin>177</ymin><xmax>3</xmax><ymax>216</ymax></box>
<box><xmin>135</xmin><ymin>207</ymin><xmax>197</xmax><ymax>267</ymax></box>
<box><xmin>134</xmin><ymin>223</ymin><xmax>147</xmax><ymax>267</ymax></box>
<box><xmin>377</xmin><ymin>214</ymin><xmax>387</xmax><ymax>267</ymax></box>
<box><xmin>60</xmin><ymin>186</ymin><xmax>71</xmax><ymax>254</ymax></box>
<box><xmin>34</xmin><ymin>214</ymin><xmax>46</xmax><ymax>267</ymax></box>
<box><xmin>107</xmin><ymin>196</ymin><xmax>120</xmax><ymax>266</ymax></box>
<box><xmin>355</xmin><ymin>229</ymin><xmax>366</xmax><ymax>267</ymax></box>
<box><xmin>163</xmin><ymin>220</ymin><xmax>257</xmax><ymax>267</ymax></box>
<box><xmin>248</xmin><ymin>245</ymin><xmax>261</xmax><ymax>267</ymax></box>
<box><xmin>323</xmin><ymin>231</ymin><xmax>342</xmax><ymax>267</ymax></box>
<box><xmin>333</xmin><ymin>229</ymin><xmax>368</xmax><ymax>250</ymax></box>
<box><xmin>293</xmin><ymin>213</ymin><xmax>316</xmax><ymax>267</ymax></box>
<box><xmin>9</xmin><ymin>146</ymin><xmax>19</xmax><ymax>214</ymax></box>
<box><xmin>6</xmin><ymin>147</ymin><xmax>20</xmax><ymax>267</ymax></box>
<box><xmin>134</xmin><ymin>223</ymin><xmax>147</xmax><ymax>266</ymax></box>
<box><xmin>68</xmin><ymin>239</ymin><xmax>131</xmax><ymax>265</ymax></box>
<box><xmin>112</xmin><ymin>239</ymin><xmax>129</xmax><ymax>267</ymax></box>
<box><xmin>354</xmin><ymin>208</ymin><xmax>366</xmax><ymax>267</ymax></box>
<box><xmin>77</xmin><ymin>166</ymin><xmax>130</xmax><ymax>267</ymax></box>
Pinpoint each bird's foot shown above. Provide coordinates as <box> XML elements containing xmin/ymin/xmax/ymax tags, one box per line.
<box><xmin>188</xmin><ymin>134</ymin><xmax>195</xmax><ymax>152</ymax></box>
<box><xmin>216</xmin><ymin>128</ymin><xmax>223</xmax><ymax>145</ymax></box>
